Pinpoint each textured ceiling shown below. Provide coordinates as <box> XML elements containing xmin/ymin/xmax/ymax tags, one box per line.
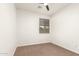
<box><xmin>15</xmin><ymin>3</ymin><xmax>70</xmax><ymax>16</ymax></box>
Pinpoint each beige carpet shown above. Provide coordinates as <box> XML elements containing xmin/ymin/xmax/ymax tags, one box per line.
<box><xmin>14</xmin><ymin>43</ymin><xmax>79</xmax><ymax>56</ymax></box>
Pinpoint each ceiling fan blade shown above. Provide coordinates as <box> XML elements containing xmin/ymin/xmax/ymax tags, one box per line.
<box><xmin>46</xmin><ymin>5</ymin><xmax>49</xmax><ymax>11</ymax></box>
<box><xmin>38</xmin><ymin>3</ymin><xmax>49</xmax><ymax>11</ymax></box>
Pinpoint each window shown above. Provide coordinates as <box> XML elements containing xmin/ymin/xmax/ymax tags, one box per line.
<box><xmin>39</xmin><ymin>18</ymin><xmax>49</xmax><ymax>33</ymax></box>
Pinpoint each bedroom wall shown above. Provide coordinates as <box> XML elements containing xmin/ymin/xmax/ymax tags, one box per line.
<box><xmin>16</xmin><ymin>9</ymin><xmax>51</xmax><ymax>46</ymax></box>
<box><xmin>0</xmin><ymin>3</ymin><xmax>16</xmax><ymax>55</ymax></box>
<box><xmin>50</xmin><ymin>4</ymin><xmax>79</xmax><ymax>54</ymax></box>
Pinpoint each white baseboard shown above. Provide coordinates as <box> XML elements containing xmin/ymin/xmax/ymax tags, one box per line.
<box><xmin>50</xmin><ymin>42</ymin><xmax>79</xmax><ymax>54</ymax></box>
<box><xmin>18</xmin><ymin>41</ymin><xmax>50</xmax><ymax>47</ymax></box>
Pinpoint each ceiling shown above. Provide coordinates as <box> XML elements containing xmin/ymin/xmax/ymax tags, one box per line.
<box><xmin>15</xmin><ymin>3</ymin><xmax>70</xmax><ymax>16</ymax></box>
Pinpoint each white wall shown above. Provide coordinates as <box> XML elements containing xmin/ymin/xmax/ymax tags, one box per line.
<box><xmin>16</xmin><ymin>9</ymin><xmax>51</xmax><ymax>46</ymax></box>
<box><xmin>50</xmin><ymin>4</ymin><xmax>79</xmax><ymax>54</ymax></box>
<box><xmin>0</xmin><ymin>4</ymin><xmax>16</xmax><ymax>56</ymax></box>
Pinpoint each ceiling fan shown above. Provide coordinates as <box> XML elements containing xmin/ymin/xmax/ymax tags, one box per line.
<box><xmin>38</xmin><ymin>3</ymin><xmax>49</xmax><ymax>11</ymax></box>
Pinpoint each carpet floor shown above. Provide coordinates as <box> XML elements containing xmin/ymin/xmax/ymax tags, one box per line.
<box><xmin>14</xmin><ymin>43</ymin><xmax>79</xmax><ymax>56</ymax></box>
